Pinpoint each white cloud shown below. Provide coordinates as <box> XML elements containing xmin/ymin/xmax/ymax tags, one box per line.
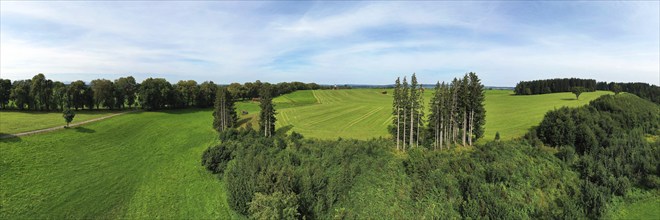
<box><xmin>0</xmin><ymin>1</ymin><xmax>658</xmax><ymax>86</ymax></box>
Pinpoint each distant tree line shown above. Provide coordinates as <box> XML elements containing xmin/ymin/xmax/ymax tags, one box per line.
<box><xmin>0</xmin><ymin>74</ymin><xmax>319</xmax><ymax>111</ymax></box>
<box><xmin>596</xmin><ymin>81</ymin><xmax>659</xmax><ymax>104</ymax></box>
<box><xmin>514</xmin><ymin>78</ymin><xmax>596</xmax><ymax>95</ymax></box>
<box><xmin>390</xmin><ymin>72</ymin><xmax>485</xmax><ymax>151</ymax></box>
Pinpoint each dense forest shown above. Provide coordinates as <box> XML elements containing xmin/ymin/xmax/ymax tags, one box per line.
<box><xmin>0</xmin><ymin>74</ymin><xmax>321</xmax><ymax>111</ymax></box>
<box><xmin>203</xmin><ymin>74</ymin><xmax>658</xmax><ymax>218</ymax></box>
<box><xmin>514</xmin><ymin>78</ymin><xmax>597</xmax><ymax>95</ymax></box>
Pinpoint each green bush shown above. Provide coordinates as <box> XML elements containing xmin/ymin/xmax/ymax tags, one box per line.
<box><xmin>201</xmin><ymin>144</ymin><xmax>234</xmax><ymax>174</ymax></box>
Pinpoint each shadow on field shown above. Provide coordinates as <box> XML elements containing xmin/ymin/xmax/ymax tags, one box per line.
<box><xmin>560</xmin><ymin>98</ymin><xmax>577</xmax><ymax>101</ymax></box>
<box><xmin>74</xmin><ymin>127</ymin><xmax>96</xmax><ymax>133</ymax></box>
<box><xmin>276</xmin><ymin>125</ymin><xmax>294</xmax><ymax>135</ymax></box>
<box><xmin>162</xmin><ymin>108</ymin><xmax>211</xmax><ymax>114</ymax></box>
<box><xmin>0</xmin><ymin>133</ymin><xmax>21</xmax><ymax>142</ymax></box>
<box><xmin>236</xmin><ymin>117</ymin><xmax>253</xmax><ymax>127</ymax></box>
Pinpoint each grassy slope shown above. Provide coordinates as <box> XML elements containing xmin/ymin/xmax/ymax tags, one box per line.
<box><xmin>610</xmin><ymin>197</ymin><xmax>660</xmax><ymax>219</ymax></box>
<box><xmin>483</xmin><ymin>90</ymin><xmax>612</xmax><ymax>141</ymax></box>
<box><xmin>0</xmin><ymin>110</ymin><xmax>124</xmax><ymax>134</ymax></box>
<box><xmin>0</xmin><ymin>109</ymin><xmax>240</xmax><ymax>219</ymax></box>
<box><xmin>272</xmin><ymin>89</ymin><xmax>611</xmax><ymax>140</ymax></box>
<box><xmin>277</xmin><ymin>89</ymin><xmax>393</xmax><ymax>139</ymax></box>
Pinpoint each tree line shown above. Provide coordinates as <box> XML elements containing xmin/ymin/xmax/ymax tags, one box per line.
<box><xmin>0</xmin><ymin>73</ymin><xmax>319</xmax><ymax>111</ymax></box>
<box><xmin>514</xmin><ymin>78</ymin><xmax>597</xmax><ymax>95</ymax></box>
<box><xmin>596</xmin><ymin>81</ymin><xmax>659</xmax><ymax>104</ymax></box>
<box><xmin>390</xmin><ymin>72</ymin><xmax>485</xmax><ymax>151</ymax></box>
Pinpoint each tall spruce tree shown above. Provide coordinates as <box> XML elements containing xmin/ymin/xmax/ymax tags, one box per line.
<box><xmin>392</xmin><ymin>77</ymin><xmax>402</xmax><ymax>150</ymax></box>
<box><xmin>450</xmin><ymin>78</ymin><xmax>460</xmax><ymax>145</ymax></box>
<box><xmin>259</xmin><ymin>85</ymin><xmax>276</xmax><ymax>137</ymax></box>
<box><xmin>459</xmin><ymin>74</ymin><xmax>470</xmax><ymax>146</ymax></box>
<box><xmin>409</xmin><ymin>74</ymin><xmax>419</xmax><ymax>148</ymax></box>
<box><xmin>467</xmin><ymin>72</ymin><xmax>485</xmax><ymax>145</ymax></box>
<box><xmin>401</xmin><ymin>77</ymin><xmax>409</xmax><ymax>150</ymax></box>
<box><xmin>213</xmin><ymin>88</ymin><xmax>237</xmax><ymax>132</ymax></box>
<box><xmin>429</xmin><ymin>82</ymin><xmax>442</xmax><ymax>149</ymax></box>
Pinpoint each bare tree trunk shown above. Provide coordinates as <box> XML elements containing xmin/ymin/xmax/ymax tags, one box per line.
<box><xmin>462</xmin><ymin>110</ymin><xmax>467</xmax><ymax>146</ymax></box>
<box><xmin>469</xmin><ymin>110</ymin><xmax>474</xmax><ymax>146</ymax></box>
<box><xmin>396</xmin><ymin>106</ymin><xmax>400</xmax><ymax>151</ymax></box>
<box><xmin>416</xmin><ymin>109</ymin><xmax>420</xmax><ymax>147</ymax></box>
<box><xmin>440</xmin><ymin>120</ymin><xmax>443</xmax><ymax>150</ymax></box>
<box><xmin>435</xmin><ymin>113</ymin><xmax>439</xmax><ymax>150</ymax></box>
<box><xmin>403</xmin><ymin>108</ymin><xmax>407</xmax><ymax>151</ymax></box>
<box><xmin>435</xmin><ymin>122</ymin><xmax>438</xmax><ymax>150</ymax></box>
<box><xmin>410</xmin><ymin>103</ymin><xmax>414</xmax><ymax>148</ymax></box>
<box><xmin>449</xmin><ymin>108</ymin><xmax>454</xmax><ymax>145</ymax></box>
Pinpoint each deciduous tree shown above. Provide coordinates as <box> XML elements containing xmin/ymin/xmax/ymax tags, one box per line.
<box><xmin>571</xmin><ymin>86</ymin><xmax>586</xmax><ymax>100</ymax></box>
<box><xmin>30</xmin><ymin>73</ymin><xmax>54</xmax><ymax>111</ymax></box>
<box><xmin>0</xmin><ymin>79</ymin><xmax>11</xmax><ymax>109</ymax></box>
<box><xmin>10</xmin><ymin>80</ymin><xmax>32</xmax><ymax>110</ymax></box>
<box><xmin>62</xmin><ymin>108</ymin><xmax>75</xmax><ymax>127</ymax></box>
<box><xmin>114</xmin><ymin>76</ymin><xmax>137</xmax><ymax>109</ymax></box>
<box><xmin>90</xmin><ymin>79</ymin><xmax>115</xmax><ymax>109</ymax></box>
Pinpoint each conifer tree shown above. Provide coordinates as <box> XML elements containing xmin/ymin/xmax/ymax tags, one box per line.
<box><xmin>409</xmin><ymin>74</ymin><xmax>419</xmax><ymax>148</ymax></box>
<box><xmin>467</xmin><ymin>72</ymin><xmax>485</xmax><ymax>145</ymax></box>
<box><xmin>401</xmin><ymin>77</ymin><xmax>409</xmax><ymax>150</ymax></box>
<box><xmin>213</xmin><ymin>88</ymin><xmax>237</xmax><ymax>132</ymax></box>
<box><xmin>259</xmin><ymin>85</ymin><xmax>276</xmax><ymax>137</ymax></box>
<box><xmin>392</xmin><ymin>77</ymin><xmax>402</xmax><ymax>150</ymax></box>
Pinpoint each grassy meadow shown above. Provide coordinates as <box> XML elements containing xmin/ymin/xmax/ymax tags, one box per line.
<box><xmin>258</xmin><ymin>89</ymin><xmax>611</xmax><ymax>140</ymax></box>
<box><xmin>0</xmin><ymin>109</ymin><xmax>240</xmax><ymax>219</ymax></box>
<box><xmin>0</xmin><ymin>110</ymin><xmax>124</xmax><ymax>134</ymax></box>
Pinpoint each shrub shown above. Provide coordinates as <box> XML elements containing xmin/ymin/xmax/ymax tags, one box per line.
<box><xmin>201</xmin><ymin>144</ymin><xmax>233</xmax><ymax>174</ymax></box>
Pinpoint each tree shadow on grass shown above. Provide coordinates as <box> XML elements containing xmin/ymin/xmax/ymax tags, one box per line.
<box><xmin>74</xmin><ymin>127</ymin><xmax>95</xmax><ymax>133</ymax></box>
<box><xmin>276</xmin><ymin>125</ymin><xmax>294</xmax><ymax>136</ymax></box>
<box><xmin>0</xmin><ymin>133</ymin><xmax>21</xmax><ymax>142</ymax></box>
<box><xmin>236</xmin><ymin>117</ymin><xmax>252</xmax><ymax>127</ymax></box>
<box><xmin>560</xmin><ymin>98</ymin><xmax>578</xmax><ymax>101</ymax></box>
<box><xmin>161</xmin><ymin>108</ymin><xmax>211</xmax><ymax>114</ymax></box>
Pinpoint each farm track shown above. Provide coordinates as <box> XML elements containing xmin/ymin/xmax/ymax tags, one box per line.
<box><xmin>0</xmin><ymin>111</ymin><xmax>136</xmax><ymax>139</ymax></box>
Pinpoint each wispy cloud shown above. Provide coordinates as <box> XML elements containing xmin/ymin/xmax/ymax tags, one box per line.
<box><xmin>1</xmin><ymin>1</ymin><xmax>658</xmax><ymax>85</ymax></box>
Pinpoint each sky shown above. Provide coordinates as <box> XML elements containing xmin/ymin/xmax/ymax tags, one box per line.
<box><xmin>1</xmin><ymin>1</ymin><xmax>659</xmax><ymax>86</ymax></box>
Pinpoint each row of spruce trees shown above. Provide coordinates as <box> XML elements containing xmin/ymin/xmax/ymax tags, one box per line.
<box><xmin>391</xmin><ymin>72</ymin><xmax>485</xmax><ymax>150</ymax></box>
<box><xmin>514</xmin><ymin>78</ymin><xmax>597</xmax><ymax>95</ymax></box>
<box><xmin>213</xmin><ymin>85</ymin><xmax>276</xmax><ymax>137</ymax></box>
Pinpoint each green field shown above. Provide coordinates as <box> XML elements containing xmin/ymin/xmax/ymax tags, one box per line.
<box><xmin>270</xmin><ymin>89</ymin><xmax>611</xmax><ymax>140</ymax></box>
<box><xmin>0</xmin><ymin>109</ymin><xmax>240</xmax><ymax>219</ymax></box>
<box><xmin>0</xmin><ymin>110</ymin><xmax>124</xmax><ymax>134</ymax></box>
<box><xmin>482</xmin><ymin>90</ymin><xmax>612</xmax><ymax>140</ymax></box>
<box><xmin>605</xmin><ymin>189</ymin><xmax>660</xmax><ymax>220</ymax></box>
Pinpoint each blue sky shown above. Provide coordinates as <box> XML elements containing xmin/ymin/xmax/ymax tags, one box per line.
<box><xmin>1</xmin><ymin>1</ymin><xmax>658</xmax><ymax>86</ymax></box>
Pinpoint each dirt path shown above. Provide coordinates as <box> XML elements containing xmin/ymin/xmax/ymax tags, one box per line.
<box><xmin>0</xmin><ymin>111</ymin><xmax>136</xmax><ymax>139</ymax></box>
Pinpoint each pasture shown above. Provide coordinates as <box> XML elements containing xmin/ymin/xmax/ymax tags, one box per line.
<box><xmin>269</xmin><ymin>89</ymin><xmax>611</xmax><ymax>140</ymax></box>
<box><xmin>0</xmin><ymin>109</ymin><xmax>240</xmax><ymax>219</ymax></box>
<box><xmin>0</xmin><ymin>110</ymin><xmax>123</xmax><ymax>134</ymax></box>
